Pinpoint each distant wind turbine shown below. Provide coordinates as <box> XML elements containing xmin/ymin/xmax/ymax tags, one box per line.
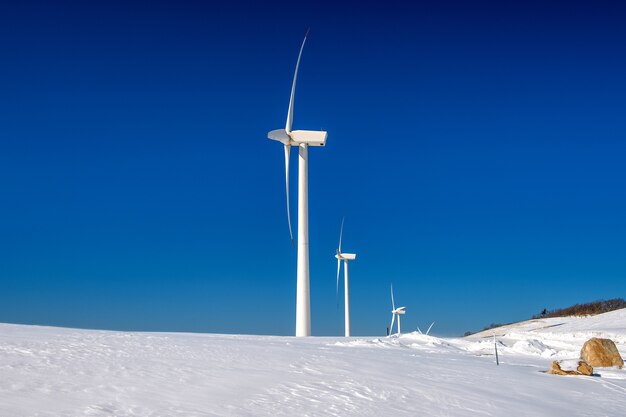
<box><xmin>417</xmin><ymin>321</ymin><xmax>436</xmax><ymax>335</ymax></box>
<box><xmin>335</xmin><ymin>218</ymin><xmax>356</xmax><ymax>337</ymax></box>
<box><xmin>389</xmin><ymin>284</ymin><xmax>407</xmax><ymax>336</ymax></box>
<box><xmin>267</xmin><ymin>30</ymin><xmax>328</xmax><ymax>337</ymax></box>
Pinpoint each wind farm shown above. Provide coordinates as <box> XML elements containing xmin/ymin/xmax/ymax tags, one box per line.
<box><xmin>2</xmin><ymin>1</ymin><xmax>626</xmax><ymax>416</ymax></box>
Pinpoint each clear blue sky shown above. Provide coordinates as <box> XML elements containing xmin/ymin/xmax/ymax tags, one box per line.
<box><xmin>1</xmin><ymin>0</ymin><xmax>625</xmax><ymax>336</ymax></box>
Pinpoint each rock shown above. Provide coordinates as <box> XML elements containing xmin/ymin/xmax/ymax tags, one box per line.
<box><xmin>549</xmin><ymin>359</ymin><xmax>593</xmax><ymax>376</ymax></box>
<box><xmin>580</xmin><ymin>338</ymin><xmax>624</xmax><ymax>368</ymax></box>
<box><xmin>576</xmin><ymin>360</ymin><xmax>594</xmax><ymax>376</ymax></box>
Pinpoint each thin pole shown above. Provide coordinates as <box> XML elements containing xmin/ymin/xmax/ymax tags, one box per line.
<box><xmin>295</xmin><ymin>144</ymin><xmax>310</xmax><ymax>336</ymax></box>
<box><xmin>494</xmin><ymin>333</ymin><xmax>499</xmax><ymax>366</ymax></box>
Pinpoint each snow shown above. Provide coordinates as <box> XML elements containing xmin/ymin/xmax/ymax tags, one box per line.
<box><xmin>1</xmin><ymin>310</ymin><xmax>625</xmax><ymax>416</ymax></box>
<box><xmin>557</xmin><ymin>359</ymin><xmax>585</xmax><ymax>372</ymax></box>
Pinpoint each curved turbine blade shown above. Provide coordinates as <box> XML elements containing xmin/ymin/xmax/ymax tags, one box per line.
<box><xmin>338</xmin><ymin>217</ymin><xmax>345</xmax><ymax>253</ymax></box>
<box><xmin>336</xmin><ymin>257</ymin><xmax>341</xmax><ymax>305</ymax></box>
<box><xmin>286</xmin><ymin>29</ymin><xmax>309</xmax><ymax>133</ymax></box>
<box><xmin>426</xmin><ymin>321</ymin><xmax>435</xmax><ymax>336</ymax></box>
<box><xmin>284</xmin><ymin>145</ymin><xmax>293</xmax><ymax>245</ymax></box>
<box><xmin>390</xmin><ymin>314</ymin><xmax>396</xmax><ymax>336</ymax></box>
<box><xmin>390</xmin><ymin>284</ymin><xmax>395</xmax><ymax>311</ymax></box>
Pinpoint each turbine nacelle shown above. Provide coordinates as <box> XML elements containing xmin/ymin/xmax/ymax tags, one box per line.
<box><xmin>392</xmin><ymin>307</ymin><xmax>406</xmax><ymax>315</ymax></box>
<box><xmin>268</xmin><ymin>129</ymin><xmax>327</xmax><ymax>147</ymax></box>
<box><xmin>335</xmin><ymin>252</ymin><xmax>356</xmax><ymax>261</ymax></box>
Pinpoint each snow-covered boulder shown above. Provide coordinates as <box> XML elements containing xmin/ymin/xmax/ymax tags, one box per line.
<box><xmin>580</xmin><ymin>338</ymin><xmax>624</xmax><ymax>368</ymax></box>
<box><xmin>549</xmin><ymin>359</ymin><xmax>593</xmax><ymax>376</ymax></box>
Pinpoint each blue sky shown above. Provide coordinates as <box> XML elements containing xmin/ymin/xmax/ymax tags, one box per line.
<box><xmin>1</xmin><ymin>0</ymin><xmax>625</xmax><ymax>336</ymax></box>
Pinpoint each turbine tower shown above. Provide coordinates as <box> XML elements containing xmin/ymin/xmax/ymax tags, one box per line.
<box><xmin>335</xmin><ymin>218</ymin><xmax>356</xmax><ymax>337</ymax></box>
<box><xmin>389</xmin><ymin>284</ymin><xmax>406</xmax><ymax>336</ymax></box>
<box><xmin>268</xmin><ymin>30</ymin><xmax>327</xmax><ymax>337</ymax></box>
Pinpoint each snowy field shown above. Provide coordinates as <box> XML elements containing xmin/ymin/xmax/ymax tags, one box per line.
<box><xmin>1</xmin><ymin>309</ymin><xmax>625</xmax><ymax>416</ymax></box>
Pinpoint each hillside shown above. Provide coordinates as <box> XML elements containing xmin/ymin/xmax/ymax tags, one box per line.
<box><xmin>1</xmin><ymin>310</ymin><xmax>625</xmax><ymax>416</ymax></box>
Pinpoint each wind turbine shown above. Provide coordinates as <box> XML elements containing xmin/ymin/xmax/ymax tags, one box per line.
<box><xmin>335</xmin><ymin>218</ymin><xmax>356</xmax><ymax>337</ymax></box>
<box><xmin>417</xmin><ymin>321</ymin><xmax>435</xmax><ymax>335</ymax></box>
<box><xmin>267</xmin><ymin>30</ymin><xmax>328</xmax><ymax>337</ymax></box>
<box><xmin>389</xmin><ymin>284</ymin><xmax>406</xmax><ymax>336</ymax></box>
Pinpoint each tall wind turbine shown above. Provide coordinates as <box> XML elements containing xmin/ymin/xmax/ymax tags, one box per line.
<box><xmin>267</xmin><ymin>30</ymin><xmax>328</xmax><ymax>337</ymax></box>
<box><xmin>335</xmin><ymin>218</ymin><xmax>356</xmax><ymax>337</ymax></box>
<box><xmin>389</xmin><ymin>284</ymin><xmax>407</xmax><ymax>336</ymax></box>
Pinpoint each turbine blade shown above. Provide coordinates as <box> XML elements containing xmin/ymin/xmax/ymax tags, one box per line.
<box><xmin>390</xmin><ymin>284</ymin><xmax>395</xmax><ymax>311</ymax></box>
<box><xmin>284</xmin><ymin>145</ymin><xmax>293</xmax><ymax>246</ymax></box>
<box><xmin>338</xmin><ymin>217</ymin><xmax>344</xmax><ymax>253</ymax></box>
<box><xmin>426</xmin><ymin>321</ymin><xmax>435</xmax><ymax>335</ymax></box>
<box><xmin>390</xmin><ymin>314</ymin><xmax>395</xmax><ymax>335</ymax></box>
<box><xmin>416</xmin><ymin>325</ymin><xmax>423</xmax><ymax>335</ymax></box>
<box><xmin>336</xmin><ymin>258</ymin><xmax>341</xmax><ymax>306</ymax></box>
<box><xmin>286</xmin><ymin>29</ymin><xmax>309</xmax><ymax>133</ymax></box>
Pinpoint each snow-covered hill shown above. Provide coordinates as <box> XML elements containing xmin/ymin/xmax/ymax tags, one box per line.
<box><xmin>1</xmin><ymin>310</ymin><xmax>625</xmax><ymax>416</ymax></box>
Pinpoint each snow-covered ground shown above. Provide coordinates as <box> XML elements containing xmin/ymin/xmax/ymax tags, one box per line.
<box><xmin>1</xmin><ymin>309</ymin><xmax>625</xmax><ymax>416</ymax></box>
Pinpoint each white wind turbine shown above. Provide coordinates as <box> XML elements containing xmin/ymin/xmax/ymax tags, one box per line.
<box><xmin>417</xmin><ymin>321</ymin><xmax>436</xmax><ymax>336</ymax></box>
<box><xmin>389</xmin><ymin>284</ymin><xmax>406</xmax><ymax>336</ymax></box>
<box><xmin>335</xmin><ymin>218</ymin><xmax>356</xmax><ymax>337</ymax></box>
<box><xmin>267</xmin><ymin>30</ymin><xmax>328</xmax><ymax>337</ymax></box>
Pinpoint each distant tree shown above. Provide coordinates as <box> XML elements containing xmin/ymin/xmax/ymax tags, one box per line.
<box><xmin>532</xmin><ymin>299</ymin><xmax>626</xmax><ymax>319</ymax></box>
